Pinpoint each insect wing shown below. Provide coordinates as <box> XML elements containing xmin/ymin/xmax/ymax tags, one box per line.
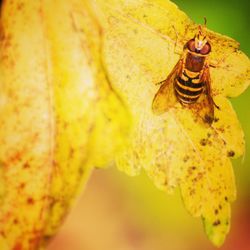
<box><xmin>191</xmin><ymin>65</ymin><xmax>215</xmax><ymax>125</ymax></box>
<box><xmin>152</xmin><ymin>60</ymin><xmax>182</xmax><ymax>114</ymax></box>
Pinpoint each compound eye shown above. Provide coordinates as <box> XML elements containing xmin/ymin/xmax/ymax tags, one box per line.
<box><xmin>186</xmin><ymin>39</ymin><xmax>196</xmax><ymax>52</ymax></box>
<box><xmin>200</xmin><ymin>42</ymin><xmax>211</xmax><ymax>55</ymax></box>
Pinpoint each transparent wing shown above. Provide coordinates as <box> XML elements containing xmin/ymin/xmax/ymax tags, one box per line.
<box><xmin>190</xmin><ymin>65</ymin><xmax>215</xmax><ymax>125</ymax></box>
<box><xmin>152</xmin><ymin>59</ymin><xmax>183</xmax><ymax>114</ymax></box>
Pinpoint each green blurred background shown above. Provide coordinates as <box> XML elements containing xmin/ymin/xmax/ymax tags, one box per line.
<box><xmin>48</xmin><ymin>1</ymin><xmax>250</xmax><ymax>250</ymax></box>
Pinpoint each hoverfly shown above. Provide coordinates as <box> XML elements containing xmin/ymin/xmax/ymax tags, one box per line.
<box><xmin>152</xmin><ymin>21</ymin><xmax>219</xmax><ymax>125</ymax></box>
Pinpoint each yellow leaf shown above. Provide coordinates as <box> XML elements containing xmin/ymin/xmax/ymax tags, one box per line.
<box><xmin>93</xmin><ymin>0</ymin><xmax>249</xmax><ymax>246</ymax></box>
<box><xmin>0</xmin><ymin>0</ymin><xmax>129</xmax><ymax>249</ymax></box>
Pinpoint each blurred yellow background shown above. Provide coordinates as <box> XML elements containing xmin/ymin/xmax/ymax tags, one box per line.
<box><xmin>48</xmin><ymin>1</ymin><xmax>250</xmax><ymax>250</ymax></box>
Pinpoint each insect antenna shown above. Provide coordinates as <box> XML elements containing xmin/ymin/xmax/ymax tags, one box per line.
<box><xmin>198</xmin><ymin>17</ymin><xmax>207</xmax><ymax>37</ymax></box>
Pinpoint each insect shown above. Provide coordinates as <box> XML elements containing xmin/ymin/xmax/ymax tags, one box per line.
<box><xmin>152</xmin><ymin>21</ymin><xmax>219</xmax><ymax>125</ymax></box>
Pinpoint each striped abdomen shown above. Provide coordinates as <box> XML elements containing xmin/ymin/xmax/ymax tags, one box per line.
<box><xmin>174</xmin><ymin>70</ymin><xmax>204</xmax><ymax>104</ymax></box>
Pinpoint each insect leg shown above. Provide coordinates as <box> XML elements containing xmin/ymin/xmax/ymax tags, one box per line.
<box><xmin>209</xmin><ymin>56</ymin><xmax>228</xmax><ymax>69</ymax></box>
<box><xmin>171</xmin><ymin>25</ymin><xmax>183</xmax><ymax>55</ymax></box>
<box><xmin>155</xmin><ymin>79</ymin><xmax>168</xmax><ymax>85</ymax></box>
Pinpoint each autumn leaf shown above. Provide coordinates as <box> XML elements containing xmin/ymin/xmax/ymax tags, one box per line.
<box><xmin>0</xmin><ymin>0</ymin><xmax>249</xmax><ymax>248</ymax></box>
<box><xmin>0</xmin><ymin>0</ymin><xmax>129</xmax><ymax>249</ymax></box>
<box><xmin>93</xmin><ymin>0</ymin><xmax>250</xmax><ymax>246</ymax></box>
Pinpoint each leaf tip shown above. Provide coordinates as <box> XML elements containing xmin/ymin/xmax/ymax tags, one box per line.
<box><xmin>202</xmin><ymin>216</ymin><xmax>230</xmax><ymax>247</ymax></box>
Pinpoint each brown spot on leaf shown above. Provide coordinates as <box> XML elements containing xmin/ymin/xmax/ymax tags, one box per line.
<box><xmin>213</xmin><ymin>220</ymin><xmax>221</xmax><ymax>226</ymax></box>
<box><xmin>214</xmin><ymin>209</ymin><xmax>218</xmax><ymax>215</ymax></box>
<box><xmin>23</xmin><ymin>162</ymin><xmax>30</xmax><ymax>169</ymax></box>
<box><xmin>0</xmin><ymin>231</ymin><xmax>6</xmax><ymax>238</ymax></box>
<box><xmin>214</xmin><ymin>117</ymin><xmax>219</xmax><ymax>123</ymax></box>
<box><xmin>227</xmin><ymin>150</ymin><xmax>235</xmax><ymax>157</ymax></box>
<box><xmin>69</xmin><ymin>147</ymin><xmax>75</xmax><ymax>158</ymax></box>
<box><xmin>13</xmin><ymin>218</ymin><xmax>19</xmax><ymax>225</ymax></box>
<box><xmin>27</xmin><ymin>197</ymin><xmax>35</xmax><ymax>205</ymax></box>
<box><xmin>162</xmin><ymin>178</ymin><xmax>168</xmax><ymax>187</ymax></box>
<box><xmin>188</xmin><ymin>166</ymin><xmax>196</xmax><ymax>175</ymax></box>
<box><xmin>200</xmin><ymin>138</ymin><xmax>207</xmax><ymax>146</ymax></box>
<box><xmin>43</xmin><ymin>234</ymin><xmax>53</xmax><ymax>245</ymax></box>
<box><xmin>189</xmin><ymin>189</ymin><xmax>195</xmax><ymax>195</ymax></box>
<box><xmin>17</xmin><ymin>3</ymin><xmax>24</xmax><ymax>10</ymax></box>
<box><xmin>78</xmin><ymin>167</ymin><xmax>84</xmax><ymax>175</ymax></box>
<box><xmin>19</xmin><ymin>182</ymin><xmax>26</xmax><ymax>189</ymax></box>
<box><xmin>183</xmin><ymin>155</ymin><xmax>189</xmax><ymax>162</ymax></box>
<box><xmin>203</xmin><ymin>114</ymin><xmax>213</xmax><ymax>124</ymax></box>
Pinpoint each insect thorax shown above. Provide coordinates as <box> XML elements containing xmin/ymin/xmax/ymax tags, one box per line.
<box><xmin>185</xmin><ymin>52</ymin><xmax>206</xmax><ymax>72</ymax></box>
